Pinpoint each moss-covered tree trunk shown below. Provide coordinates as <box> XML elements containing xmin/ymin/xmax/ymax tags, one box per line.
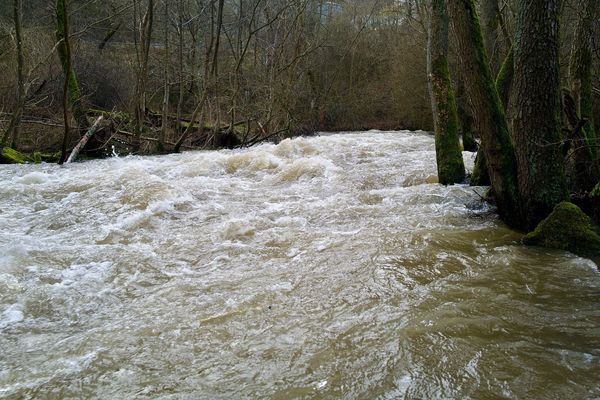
<box><xmin>56</xmin><ymin>0</ymin><xmax>88</xmax><ymax>135</ymax></box>
<box><xmin>1</xmin><ymin>0</ymin><xmax>26</xmax><ymax>149</ymax></box>
<box><xmin>446</xmin><ymin>0</ymin><xmax>522</xmax><ymax>228</ymax></box>
<box><xmin>510</xmin><ymin>0</ymin><xmax>568</xmax><ymax>229</ymax></box>
<box><xmin>495</xmin><ymin>46</ymin><xmax>513</xmax><ymax>110</ymax></box>
<box><xmin>427</xmin><ymin>0</ymin><xmax>465</xmax><ymax>185</ymax></box>
<box><xmin>568</xmin><ymin>0</ymin><xmax>599</xmax><ymax>190</ymax></box>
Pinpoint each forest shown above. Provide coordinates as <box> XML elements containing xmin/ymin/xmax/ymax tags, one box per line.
<box><xmin>2</xmin><ymin>0</ymin><xmax>600</xmax><ymax>251</ymax></box>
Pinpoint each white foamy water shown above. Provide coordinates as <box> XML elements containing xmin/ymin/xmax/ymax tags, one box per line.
<box><xmin>0</xmin><ymin>131</ymin><xmax>598</xmax><ymax>399</ymax></box>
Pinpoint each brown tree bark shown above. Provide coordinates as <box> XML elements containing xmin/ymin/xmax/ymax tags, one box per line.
<box><xmin>510</xmin><ymin>0</ymin><xmax>568</xmax><ymax>229</ymax></box>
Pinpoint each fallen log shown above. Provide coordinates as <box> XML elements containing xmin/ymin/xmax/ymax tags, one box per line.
<box><xmin>66</xmin><ymin>116</ymin><xmax>104</xmax><ymax>163</ymax></box>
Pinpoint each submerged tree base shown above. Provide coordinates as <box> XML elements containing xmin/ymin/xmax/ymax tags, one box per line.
<box><xmin>523</xmin><ymin>202</ymin><xmax>600</xmax><ymax>258</ymax></box>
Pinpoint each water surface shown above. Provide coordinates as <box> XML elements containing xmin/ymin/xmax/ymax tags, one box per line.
<box><xmin>0</xmin><ymin>131</ymin><xmax>598</xmax><ymax>399</ymax></box>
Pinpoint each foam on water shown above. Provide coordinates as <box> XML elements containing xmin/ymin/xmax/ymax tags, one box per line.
<box><xmin>0</xmin><ymin>131</ymin><xmax>598</xmax><ymax>399</ymax></box>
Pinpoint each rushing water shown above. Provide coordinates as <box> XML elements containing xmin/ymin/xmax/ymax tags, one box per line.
<box><xmin>0</xmin><ymin>131</ymin><xmax>598</xmax><ymax>399</ymax></box>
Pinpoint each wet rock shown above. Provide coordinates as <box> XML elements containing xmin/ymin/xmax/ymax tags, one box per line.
<box><xmin>523</xmin><ymin>202</ymin><xmax>600</xmax><ymax>257</ymax></box>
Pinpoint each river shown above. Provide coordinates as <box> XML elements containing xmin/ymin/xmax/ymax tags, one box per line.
<box><xmin>0</xmin><ymin>131</ymin><xmax>598</xmax><ymax>399</ymax></box>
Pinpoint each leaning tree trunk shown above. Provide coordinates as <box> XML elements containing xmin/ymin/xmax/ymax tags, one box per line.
<box><xmin>446</xmin><ymin>0</ymin><xmax>522</xmax><ymax>229</ymax></box>
<box><xmin>427</xmin><ymin>0</ymin><xmax>465</xmax><ymax>185</ymax></box>
<box><xmin>56</xmin><ymin>0</ymin><xmax>89</xmax><ymax>135</ymax></box>
<box><xmin>510</xmin><ymin>0</ymin><xmax>568</xmax><ymax>230</ymax></box>
<box><xmin>2</xmin><ymin>0</ymin><xmax>26</xmax><ymax>149</ymax></box>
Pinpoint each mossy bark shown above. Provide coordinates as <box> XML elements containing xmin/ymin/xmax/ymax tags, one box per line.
<box><xmin>510</xmin><ymin>0</ymin><xmax>569</xmax><ymax>230</ymax></box>
<box><xmin>471</xmin><ymin>148</ymin><xmax>490</xmax><ymax>186</ymax></box>
<box><xmin>446</xmin><ymin>0</ymin><xmax>522</xmax><ymax>228</ymax></box>
<box><xmin>495</xmin><ymin>46</ymin><xmax>513</xmax><ymax>110</ymax></box>
<box><xmin>1</xmin><ymin>147</ymin><xmax>30</xmax><ymax>164</ymax></box>
<box><xmin>0</xmin><ymin>148</ymin><xmax>59</xmax><ymax>164</ymax></box>
<box><xmin>427</xmin><ymin>0</ymin><xmax>465</xmax><ymax>185</ymax></box>
<box><xmin>56</xmin><ymin>0</ymin><xmax>89</xmax><ymax>134</ymax></box>
<box><xmin>523</xmin><ymin>202</ymin><xmax>600</xmax><ymax>258</ymax></box>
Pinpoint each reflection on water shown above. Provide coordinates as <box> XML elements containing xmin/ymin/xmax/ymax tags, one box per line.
<box><xmin>0</xmin><ymin>131</ymin><xmax>598</xmax><ymax>399</ymax></box>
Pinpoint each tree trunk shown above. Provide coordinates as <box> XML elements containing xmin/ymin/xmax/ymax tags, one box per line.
<box><xmin>1</xmin><ymin>0</ymin><xmax>26</xmax><ymax>149</ymax></box>
<box><xmin>57</xmin><ymin>0</ymin><xmax>72</xmax><ymax>165</ymax></box>
<box><xmin>446</xmin><ymin>0</ymin><xmax>522</xmax><ymax>229</ymax></box>
<box><xmin>481</xmin><ymin>0</ymin><xmax>500</xmax><ymax>73</ymax></box>
<box><xmin>510</xmin><ymin>0</ymin><xmax>568</xmax><ymax>229</ymax></box>
<box><xmin>66</xmin><ymin>116</ymin><xmax>104</xmax><ymax>163</ymax></box>
<box><xmin>495</xmin><ymin>46</ymin><xmax>513</xmax><ymax>110</ymax></box>
<box><xmin>427</xmin><ymin>0</ymin><xmax>465</xmax><ymax>184</ymax></box>
<box><xmin>133</xmin><ymin>0</ymin><xmax>154</xmax><ymax>152</ymax></box>
<box><xmin>456</xmin><ymin>75</ymin><xmax>477</xmax><ymax>152</ymax></box>
<box><xmin>56</xmin><ymin>0</ymin><xmax>89</xmax><ymax>136</ymax></box>
<box><xmin>159</xmin><ymin>0</ymin><xmax>169</xmax><ymax>152</ymax></box>
<box><xmin>568</xmin><ymin>0</ymin><xmax>599</xmax><ymax>191</ymax></box>
<box><xmin>569</xmin><ymin>0</ymin><xmax>597</xmax><ymax>150</ymax></box>
<box><xmin>211</xmin><ymin>0</ymin><xmax>225</xmax><ymax>147</ymax></box>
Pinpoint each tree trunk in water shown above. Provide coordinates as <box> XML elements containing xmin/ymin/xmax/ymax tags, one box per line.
<box><xmin>510</xmin><ymin>0</ymin><xmax>568</xmax><ymax>229</ymax></box>
<box><xmin>211</xmin><ymin>0</ymin><xmax>225</xmax><ymax>147</ymax></box>
<box><xmin>2</xmin><ymin>0</ymin><xmax>26</xmax><ymax>149</ymax></box>
<box><xmin>446</xmin><ymin>0</ymin><xmax>522</xmax><ymax>229</ymax></box>
<box><xmin>427</xmin><ymin>0</ymin><xmax>465</xmax><ymax>185</ymax></box>
<box><xmin>56</xmin><ymin>0</ymin><xmax>89</xmax><ymax>135</ymax></box>
<box><xmin>57</xmin><ymin>0</ymin><xmax>72</xmax><ymax>165</ymax></box>
<box><xmin>133</xmin><ymin>0</ymin><xmax>154</xmax><ymax>152</ymax></box>
<box><xmin>66</xmin><ymin>116</ymin><xmax>104</xmax><ymax>163</ymax></box>
<box><xmin>159</xmin><ymin>0</ymin><xmax>169</xmax><ymax>153</ymax></box>
<box><xmin>568</xmin><ymin>0</ymin><xmax>599</xmax><ymax>191</ymax></box>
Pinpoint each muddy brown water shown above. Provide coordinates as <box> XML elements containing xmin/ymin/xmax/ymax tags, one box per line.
<box><xmin>0</xmin><ymin>131</ymin><xmax>598</xmax><ymax>399</ymax></box>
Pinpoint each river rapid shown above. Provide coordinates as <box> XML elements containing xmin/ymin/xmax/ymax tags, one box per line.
<box><xmin>0</xmin><ymin>131</ymin><xmax>598</xmax><ymax>399</ymax></box>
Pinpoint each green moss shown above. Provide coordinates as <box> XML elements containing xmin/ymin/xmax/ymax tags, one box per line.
<box><xmin>0</xmin><ymin>147</ymin><xmax>31</xmax><ymax>164</ymax></box>
<box><xmin>429</xmin><ymin>0</ymin><xmax>465</xmax><ymax>185</ymax></box>
<box><xmin>590</xmin><ymin>183</ymin><xmax>600</xmax><ymax>197</ymax></box>
<box><xmin>455</xmin><ymin>0</ymin><xmax>522</xmax><ymax>228</ymax></box>
<box><xmin>495</xmin><ymin>46</ymin><xmax>514</xmax><ymax>109</ymax></box>
<box><xmin>523</xmin><ymin>202</ymin><xmax>600</xmax><ymax>257</ymax></box>
<box><xmin>35</xmin><ymin>152</ymin><xmax>61</xmax><ymax>163</ymax></box>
